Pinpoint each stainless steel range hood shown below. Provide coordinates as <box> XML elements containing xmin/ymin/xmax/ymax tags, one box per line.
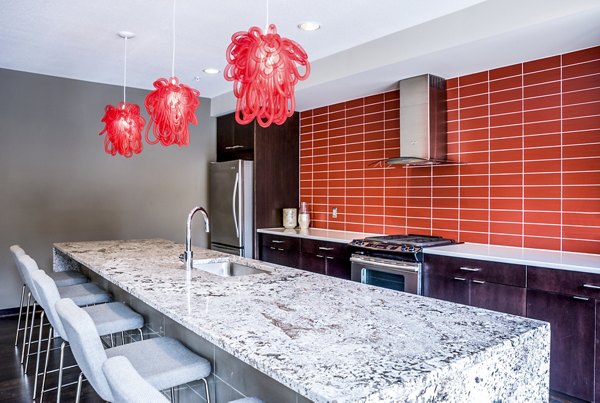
<box><xmin>387</xmin><ymin>74</ymin><xmax>447</xmax><ymax>165</ymax></box>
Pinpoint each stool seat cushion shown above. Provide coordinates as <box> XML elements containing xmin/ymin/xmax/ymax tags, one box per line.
<box><xmin>103</xmin><ymin>356</ymin><xmax>168</xmax><ymax>403</ymax></box>
<box><xmin>84</xmin><ymin>302</ymin><xmax>144</xmax><ymax>337</ymax></box>
<box><xmin>229</xmin><ymin>398</ymin><xmax>264</xmax><ymax>403</ymax></box>
<box><xmin>106</xmin><ymin>337</ymin><xmax>211</xmax><ymax>392</ymax></box>
<box><xmin>48</xmin><ymin>270</ymin><xmax>88</xmax><ymax>287</ymax></box>
<box><xmin>58</xmin><ymin>283</ymin><xmax>111</xmax><ymax>306</ymax></box>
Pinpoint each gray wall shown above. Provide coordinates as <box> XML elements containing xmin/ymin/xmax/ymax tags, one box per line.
<box><xmin>0</xmin><ymin>68</ymin><xmax>216</xmax><ymax>310</ymax></box>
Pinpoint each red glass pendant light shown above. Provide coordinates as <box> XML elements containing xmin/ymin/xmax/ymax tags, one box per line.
<box><xmin>99</xmin><ymin>32</ymin><xmax>145</xmax><ymax>158</ymax></box>
<box><xmin>144</xmin><ymin>77</ymin><xmax>199</xmax><ymax>147</ymax></box>
<box><xmin>145</xmin><ymin>0</ymin><xmax>200</xmax><ymax>147</ymax></box>
<box><xmin>224</xmin><ymin>22</ymin><xmax>310</xmax><ymax>128</ymax></box>
<box><xmin>100</xmin><ymin>102</ymin><xmax>145</xmax><ymax>157</ymax></box>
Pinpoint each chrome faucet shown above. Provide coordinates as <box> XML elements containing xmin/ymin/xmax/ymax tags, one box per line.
<box><xmin>181</xmin><ymin>206</ymin><xmax>210</xmax><ymax>271</ymax></box>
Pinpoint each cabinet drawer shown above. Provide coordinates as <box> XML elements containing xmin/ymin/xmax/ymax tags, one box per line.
<box><xmin>424</xmin><ymin>254</ymin><xmax>526</xmax><ymax>287</ymax></box>
<box><xmin>301</xmin><ymin>238</ymin><xmax>347</xmax><ymax>256</ymax></box>
<box><xmin>259</xmin><ymin>233</ymin><xmax>300</xmax><ymax>252</ymax></box>
<box><xmin>528</xmin><ymin>266</ymin><xmax>600</xmax><ymax>298</ymax></box>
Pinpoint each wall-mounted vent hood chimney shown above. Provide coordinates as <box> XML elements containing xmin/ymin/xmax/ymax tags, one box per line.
<box><xmin>387</xmin><ymin>74</ymin><xmax>447</xmax><ymax>165</ymax></box>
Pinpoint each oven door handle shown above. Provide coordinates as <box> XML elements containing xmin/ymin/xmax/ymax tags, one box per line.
<box><xmin>350</xmin><ymin>256</ymin><xmax>419</xmax><ymax>274</ymax></box>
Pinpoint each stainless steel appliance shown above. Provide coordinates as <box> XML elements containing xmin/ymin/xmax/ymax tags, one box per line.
<box><xmin>209</xmin><ymin>160</ymin><xmax>253</xmax><ymax>258</ymax></box>
<box><xmin>349</xmin><ymin>235</ymin><xmax>456</xmax><ymax>294</ymax></box>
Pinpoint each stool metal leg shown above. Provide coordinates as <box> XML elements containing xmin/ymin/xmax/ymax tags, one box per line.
<box><xmin>40</xmin><ymin>327</ymin><xmax>54</xmax><ymax>403</ymax></box>
<box><xmin>33</xmin><ymin>310</ymin><xmax>45</xmax><ymax>400</ymax></box>
<box><xmin>202</xmin><ymin>377</ymin><xmax>211</xmax><ymax>403</ymax></box>
<box><xmin>75</xmin><ymin>372</ymin><xmax>84</xmax><ymax>403</ymax></box>
<box><xmin>20</xmin><ymin>292</ymin><xmax>31</xmax><ymax>363</ymax></box>
<box><xmin>57</xmin><ymin>341</ymin><xmax>66</xmax><ymax>403</ymax></box>
<box><xmin>14</xmin><ymin>284</ymin><xmax>25</xmax><ymax>346</ymax></box>
<box><xmin>24</xmin><ymin>302</ymin><xmax>37</xmax><ymax>372</ymax></box>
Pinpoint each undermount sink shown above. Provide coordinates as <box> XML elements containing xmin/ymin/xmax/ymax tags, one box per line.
<box><xmin>193</xmin><ymin>260</ymin><xmax>269</xmax><ymax>277</ymax></box>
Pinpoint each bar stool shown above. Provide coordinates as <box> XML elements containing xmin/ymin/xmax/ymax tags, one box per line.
<box><xmin>56</xmin><ymin>298</ymin><xmax>212</xmax><ymax>403</ymax></box>
<box><xmin>9</xmin><ymin>245</ymin><xmax>87</xmax><ymax>353</ymax></box>
<box><xmin>17</xmin><ymin>254</ymin><xmax>111</xmax><ymax>375</ymax></box>
<box><xmin>31</xmin><ymin>270</ymin><xmax>145</xmax><ymax>402</ymax></box>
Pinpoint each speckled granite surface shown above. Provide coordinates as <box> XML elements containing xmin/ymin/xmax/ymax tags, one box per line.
<box><xmin>54</xmin><ymin>239</ymin><xmax>550</xmax><ymax>402</ymax></box>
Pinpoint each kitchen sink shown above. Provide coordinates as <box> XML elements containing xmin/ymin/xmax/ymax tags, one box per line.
<box><xmin>193</xmin><ymin>260</ymin><xmax>269</xmax><ymax>277</ymax></box>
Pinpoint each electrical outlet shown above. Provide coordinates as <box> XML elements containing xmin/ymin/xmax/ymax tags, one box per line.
<box><xmin>332</xmin><ymin>207</ymin><xmax>338</xmax><ymax>218</ymax></box>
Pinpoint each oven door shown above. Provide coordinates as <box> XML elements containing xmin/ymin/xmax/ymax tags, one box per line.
<box><xmin>350</xmin><ymin>254</ymin><xmax>421</xmax><ymax>295</ymax></box>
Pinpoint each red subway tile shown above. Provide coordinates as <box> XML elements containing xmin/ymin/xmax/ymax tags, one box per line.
<box><xmin>563</xmin><ymin>157</ymin><xmax>600</xmax><ymax>171</ymax></box>
<box><xmin>523</xmin><ymin>133</ymin><xmax>560</xmax><ymax>148</ymax></box>
<box><xmin>524</xmin><ymin>211</ymin><xmax>561</xmax><ymax>225</ymax></box>
<box><xmin>524</xmin><ymin>236</ymin><xmax>561</xmax><ymax>251</ymax></box>
<box><xmin>490</xmin><ymin>125</ymin><xmax>522</xmax><ymax>139</ymax></box>
<box><xmin>564</xmin><ymin>116</ymin><xmax>600</xmax><ymax>132</ymax></box>
<box><xmin>524</xmin><ymin>82</ymin><xmax>560</xmax><ymax>98</ymax></box>
<box><xmin>524</xmin><ymin>107</ymin><xmax>561</xmax><ymax>122</ymax></box>
<box><xmin>523</xmin><ymin>146</ymin><xmax>561</xmax><ymax>161</ymax></box>
<box><xmin>490</xmin><ymin>149</ymin><xmax>522</xmax><ymax>162</ymax></box>
<box><xmin>564</xmin><ymin>212</ymin><xmax>600</xmax><ymax>227</ymax></box>
<box><xmin>461</xmin><ymin>220</ymin><xmax>489</xmax><ymax>233</ymax></box>
<box><xmin>490</xmin><ymin>100</ymin><xmax>521</xmax><ymax>115</ymax></box>
<box><xmin>490</xmin><ymin>63</ymin><xmax>523</xmax><ymax>80</ymax></box>
<box><xmin>460</xmin><ymin>82</ymin><xmax>488</xmax><ymax>97</ymax></box>
<box><xmin>446</xmin><ymin>77</ymin><xmax>459</xmax><ymax>89</ymax></box>
<box><xmin>461</xmin><ymin>93</ymin><xmax>489</xmax><ymax>108</ymax></box>
<box><xmin>432</xmin><ymin>208</ymin><xmax>459</xmax><ymax>219</ymax></box>
<box><xmin>563</xmin><ymin>185</ymin><xmax>600</xmax><ymax>199</ymax></box>
<box><xmin>562</xmin><ymin>239</ymin><xmax>600</xmax><ymax>254</ymax></box>
<box><xmin>490</xmin><ymin>173</ymin><xmax>522</xmax><ymax>186</ymax></box>
<box><xmin>490</xmin><ymin>187</ymin><xmax>522</xmax><ymax>198</ymax></box>
<box><xmin>365</xmin><ymin>93</ymin><xmax>384</xmax><ymax>105</ymax></box>
<box><xmin>447</xmin><ymin>87</ymin><xmax>458</xmax><ymax>100</ymax></box>
<box><xmin>524</xmin><ymin>186</ymin><xmax>561</xmax><ymax>198</ymax></box>
<box><xmin>490</xmin><ymin>88</ymin><xmax>521</xmax><ymax>103</ymax></box>
<box><xmin>524</xmin><ymin>198</ymin><xmax>560</xmax><ymax>211</ymax></box>
<box><xmin>490</xmin><ymin>198</ymin><xmax>523</xmax><ymax>210</ymax></box>
<box><xmin>490</xmin><ymin>210</ymin><xmax>523</xmax><ymax>222</ymax></box>
<box><xmin>562</xmin><ymin>46</ymin><xmax>600</xmax><ymax>66</ymax></box>
<box><xmin>460</xmin><ymin>208</ymin><xmax>489</xmax><ymax>221</ymax></box>
<box><xmin>524</xmin><ymin>68</ymin><xmax>561</xmax><ymax>86</ymax></box>
<box><xmin>365</xmin><ymin>111</ymin><xmax>384</xmax><ymax>123</ymax></box>
<box><xmin>490</xmin><ymin>76</ymin><xmax>522</xmax><ymax>92</ymax></box>
<box><xmin>433</xmin><ymin>198</ymin><xmax>459</xmax><ymax>208</ymax></box>
<box><xmin>563</xmin><ymin>74</ymin><xmax>600</xmax><ymax>92</ymax></box>
<box><xmin>563</xmin><ymin>60</ymin><xmax>600</xmax><ymax>79</ymax></box>
<box><xmin>563</xmin><ymin>88</ymin><xmax>600</xmax><ymax>105</ymax></box>
<box><xmin>563</xmin><ymin>225</ymin><xmax>600</xmax><ymax>241</ymax></box>
<box><xmin>491</xmin><ymin>112</ymin><xmax>522</xmax><ymax>126</ymax></box>
<box><xmin>459</xmin><ymin>231</ymin><xmax>488</xmax><ymax>243</ymax></box>
<box><xmin>491</xmin><ymin>222</ymin><xmax>523</xmax><ymax>235</ymax></box>
<box><xmin>524</xmin><ymin>95</ymin><xmax>560</xmax><ymax>110</ymax></box>
<box><xmin>524</xmin><ymin>120</ymin><xmax>561</xmax><ymax>135</ymax></box>
<box><xmin>490</xmin><ymin>137</ymin><xmax>522</xmax><ymax>150</ymax></box>
<box><xmin>384</xmin><ymin>90</ymin><xmax>399</xmax><ymax>101</ymax></box>
<box><xmin>563</xmin><ymin>199</ymin><xmax>600</xmax><ymax>213</ymax></box>
<box><xmin>563</xmin><ymin>170</ymin><xmax>600</xmax><ymax>185</ymax></box>
<box><xmin>563</xmin><ymin>101</ymin><xmax>600</xmax><ymax>119</ymax></box>
<box><xmin>461</xmin><ymin>105</ymin><xmax>489</xmax><ymax>119</ymax></box>
<box><xmin>462</xmin><ymin>128</ymin><xmax>490</xmax><ymax>141</ymax></box>
<box><xmin>563</xmin><ymin>144</ymin><xmax>600</xmax><ymax>159</ymax></box>
<box><xmin>460</xmin><ymin>71</ymin><xmax>489</xmax><ymax>86</ymax></box>
<box><xmin>524</xmin><ymin>159</ymin><xmax>559</xmax><ymax>173</ymax></box>
<box><xmin>490</xmin><ymin>234</ymin><xmax>523</xmax><ymax>247</ymax></box>
<box><xmin>524</xmin><ymin>172</ymin><xmax>560</xmax><ymax>186</ymax></box>
<box><xmin>524</xmin><ymin>55</ymin><xmax>561</xmax><ymax>73</ymax></box>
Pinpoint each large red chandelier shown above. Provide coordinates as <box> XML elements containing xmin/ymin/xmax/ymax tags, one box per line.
<box><xmin>98</xmin><ymin>32</ymin><xmax>145</xmax><ymax>158</ymax></box>
<box><xmin>145</xmin><ymin>0</ymin><xmax>199</xmax><ymax>147</ymax></box>
<box><xmin>224</xmin><ymin>23</ymin><xmax>310</xmax><ymax>128</ymax></box>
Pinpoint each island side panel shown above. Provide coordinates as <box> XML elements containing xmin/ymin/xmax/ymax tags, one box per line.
<box><xmin>53</xmin><ymin>248</ymin><xmax>81</xmax><ymax>272</ymax></box>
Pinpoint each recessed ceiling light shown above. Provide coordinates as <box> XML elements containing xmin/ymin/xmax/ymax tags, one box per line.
<box><xmin>203</xmin><ymin>68</ymin><xmax>220</xmax><ymax>75</ymax></box>
<box><xmin>298</xmin><ymin>21</ymin><xmax>320</xmax><ymax>31</ymax></box>
<box><xmin>194</xmin><ymin>76</ymin><xmax>201</xmax><ymax>82</ymax></box>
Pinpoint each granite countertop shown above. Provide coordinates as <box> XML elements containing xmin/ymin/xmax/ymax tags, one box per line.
<box><xmin>425</xmin><ymin>242</ymin><xmax>600</xmax><ymax>274</ymax></box>
<box><xmin>257</xmin><ymin>227</ymin><xmax>378</xmax><ymax>243</ymax></box>
<box><xmin>54</xmin><ymin>239</ymin><xmax>548</xmax><ymax>402</ymax></box>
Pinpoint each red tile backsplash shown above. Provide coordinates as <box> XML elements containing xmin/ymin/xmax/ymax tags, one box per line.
<box><xmin>299</xmin><ymin>46</ymin><xmax>600</xmax><ymax>254</ymax></box>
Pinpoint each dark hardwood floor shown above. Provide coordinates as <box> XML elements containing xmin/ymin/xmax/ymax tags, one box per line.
<box><xmin>0</xmin><ymin>315</ymin><xmax>102</xmax><ymax>402</ymax></box>
<box><xmin>0</xmin><ymin>313</ymin><xmax>586</xmax><ymax>402</ymax></box>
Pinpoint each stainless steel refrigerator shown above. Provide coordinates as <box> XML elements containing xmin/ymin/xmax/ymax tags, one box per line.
<box><xmin>209</xmin><ymin>160</ymin><xmax>254</xmax><ymax>258</ymax></box>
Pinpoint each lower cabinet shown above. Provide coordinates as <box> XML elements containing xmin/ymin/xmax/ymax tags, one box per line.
<box><xmin>527</xmin><ymin>289</ymin><xmax>595</xmax><ymax>402</ymax></box>
<box><xmin>423</xmin><ymin>254</ymin><xmax>526</xmax><ymax>316</ymax></box>
<box><xmin>258</xmin><ymin>233</ymin><xmax>351</xmax><ymax>280</ymax></box>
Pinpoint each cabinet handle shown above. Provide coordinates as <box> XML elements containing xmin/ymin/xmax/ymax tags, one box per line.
<box><xmin>277</xmin><ymin>248</ymin><xmax>284</xmax><ymax>251</ymax></box>
<box><xmin>316</xmin><ymin>254</ymin><xmax>323</xmax><ymax>258</ymax></box>
<box><xmin>326</xmin><ymin>256</ymin><xmax>334</xmax><ymax>260</ymax></box>
<box><xmin>583</xmin><ymin>284</ymin><xmax>600</xmax><ymax>290</ymax></box>
<box><xmin>459</xmin><ymin>267</ymin><xmax>481</xmax><ymax>272</ymax></box>
<box><xmin>453</xmin><ymin>277</ymin><xmax>467</xmax><ymax>281</ymax></box>
<box><xmin>573</xmin><ymin>296</ymin><xmax>590</xmax><ymax>301</ymax></box>
<box><xmin>472</xmin><ymin>280</ymin><xmax>486</xmax><ymax>284</ymax></box>
<box><xmin>270</xmin><ymin>247</ymin><xmax>276</xmax><ymax>250</ymax></box>
<box><xmin>318</xmin><ymin>246</ymin><xmax>335</xmax><ymax>251</ymax></box>
<box><xmin>271</xmin><ymin>240</ymin><xmax>284</xmax><ymax>244</ymax></box>
<box><xmin>225</xmin><ymin>145</ymin><xmax>244</xmax><ymax>150</ymax></box>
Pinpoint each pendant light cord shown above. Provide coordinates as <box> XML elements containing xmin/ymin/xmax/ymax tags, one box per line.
<box><xmin>171</xmin><ymin>0</ymin><xmax>176</xmax><ymax>78</ymax></box>
<box><xmin>123</xmin><ymin>36</ymin><xmax>128</xmax><ymax>104</ymax></box>
<box><xmin>265</xmin><ymin>0</ymin><xmax>269</xmax><ymax>31</ymax></box>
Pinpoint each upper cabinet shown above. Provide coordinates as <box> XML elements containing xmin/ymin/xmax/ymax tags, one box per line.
<box><xmin>216</xmin><ymin>113</ymin><xmax>255</xmax><ymax>161</ymax></box>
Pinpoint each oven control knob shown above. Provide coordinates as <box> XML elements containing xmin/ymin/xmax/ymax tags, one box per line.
<box><xmin>408</xmin><ymin>245</ymin><xmax>415</xmax><ymax>252</ymax></box>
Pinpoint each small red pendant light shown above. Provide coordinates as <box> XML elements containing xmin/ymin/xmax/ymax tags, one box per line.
<box><xmin>99</xmin><ymin>32</ymin><xmax>146</xmax><ymax>158</ymax></box>
<box><xmin>224</xmin><ymin>5</ymin><xmax>310</xmax><ymax>128</ymax></box>
<box><xmin>145</xmin><ymin>0</ymin><xmax>199</xmax><ymax>147</ymax></box>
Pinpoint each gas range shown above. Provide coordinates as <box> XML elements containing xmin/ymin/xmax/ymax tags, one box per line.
<box><xmin>349</xmin><ymin>234</ymin><xmax>456</xmax><ymax>255</ymax></box>
<box><xmin>349</xmin><ymin>234</ymin><xmax>456</xmax><ymax>295</ymax></box>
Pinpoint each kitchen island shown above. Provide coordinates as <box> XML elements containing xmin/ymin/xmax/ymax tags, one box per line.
<box><xmin>54</xmin><ymin>239</ymin><xmax>549</xmax><ymax>402</ymax></box>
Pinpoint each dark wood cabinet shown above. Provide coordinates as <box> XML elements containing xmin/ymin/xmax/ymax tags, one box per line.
<box><xmin>257</xmin><ymin>234</ymin><xmax>351</xmax><ymax>279</ymax></box>
<box><xmin>527</xmin><ymin>288</ymin><xmax>595</xmax><ymax>402</ymax></box>
<box><xmin>300</xmin><ymin>239</ymin><xmax>351</xmax><ymax>279</ymax></box>
<box><xmin>527</xmin><ymin>265</ymin><xmax>600</xmax><ymax>402</ymax></box>
<box><xmin>423</xmin><ymin>254</ymin><xmax>526</xmax><ymax>316</ymax></box>
<box><xmin>216</xmin><ymin>113</ymin><xmax>254</xmax><ymax>161</ymax></box>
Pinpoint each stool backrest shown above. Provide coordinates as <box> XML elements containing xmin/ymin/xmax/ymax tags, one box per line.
<box><xmin>9</xmin><ymin>245</ymin><xmax>27</xmax><ymax>284</ymax></box>
<box><xmin>102</xmin><ymin>356</ymin><xmax>168</xmax><ymax>403</ymax></box>
<box><xmin>30</xmin><ymin>270</ymin><xmax>67</xmax><ymax>340</ymax></box>
<box><xmin>55</xmin><ymin>298</ymin><xmax>112</xmax><ymax>401</ymax></box>
<box><xmin>17</xmin><ymin>254</ymin><xmax>42</xmax><ymax>302</ymax></box>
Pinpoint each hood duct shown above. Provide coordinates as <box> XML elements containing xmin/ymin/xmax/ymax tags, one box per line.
<box><xmin>387</xmin><ymin>74</ymin><xmax>447</xmax><ymax>165</ymax></box>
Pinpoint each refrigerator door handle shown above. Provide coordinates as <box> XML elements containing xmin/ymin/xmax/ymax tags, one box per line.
<box><xmin>232</xmin><ymin>172</ymin><xmax>240</xmax><ymax>239</ymax></box>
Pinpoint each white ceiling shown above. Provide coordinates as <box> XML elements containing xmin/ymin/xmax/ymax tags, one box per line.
<box><xmin>1</xmin><ymin>0</ymin><xmax>600</xmax><ymax>116</ymax></box>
